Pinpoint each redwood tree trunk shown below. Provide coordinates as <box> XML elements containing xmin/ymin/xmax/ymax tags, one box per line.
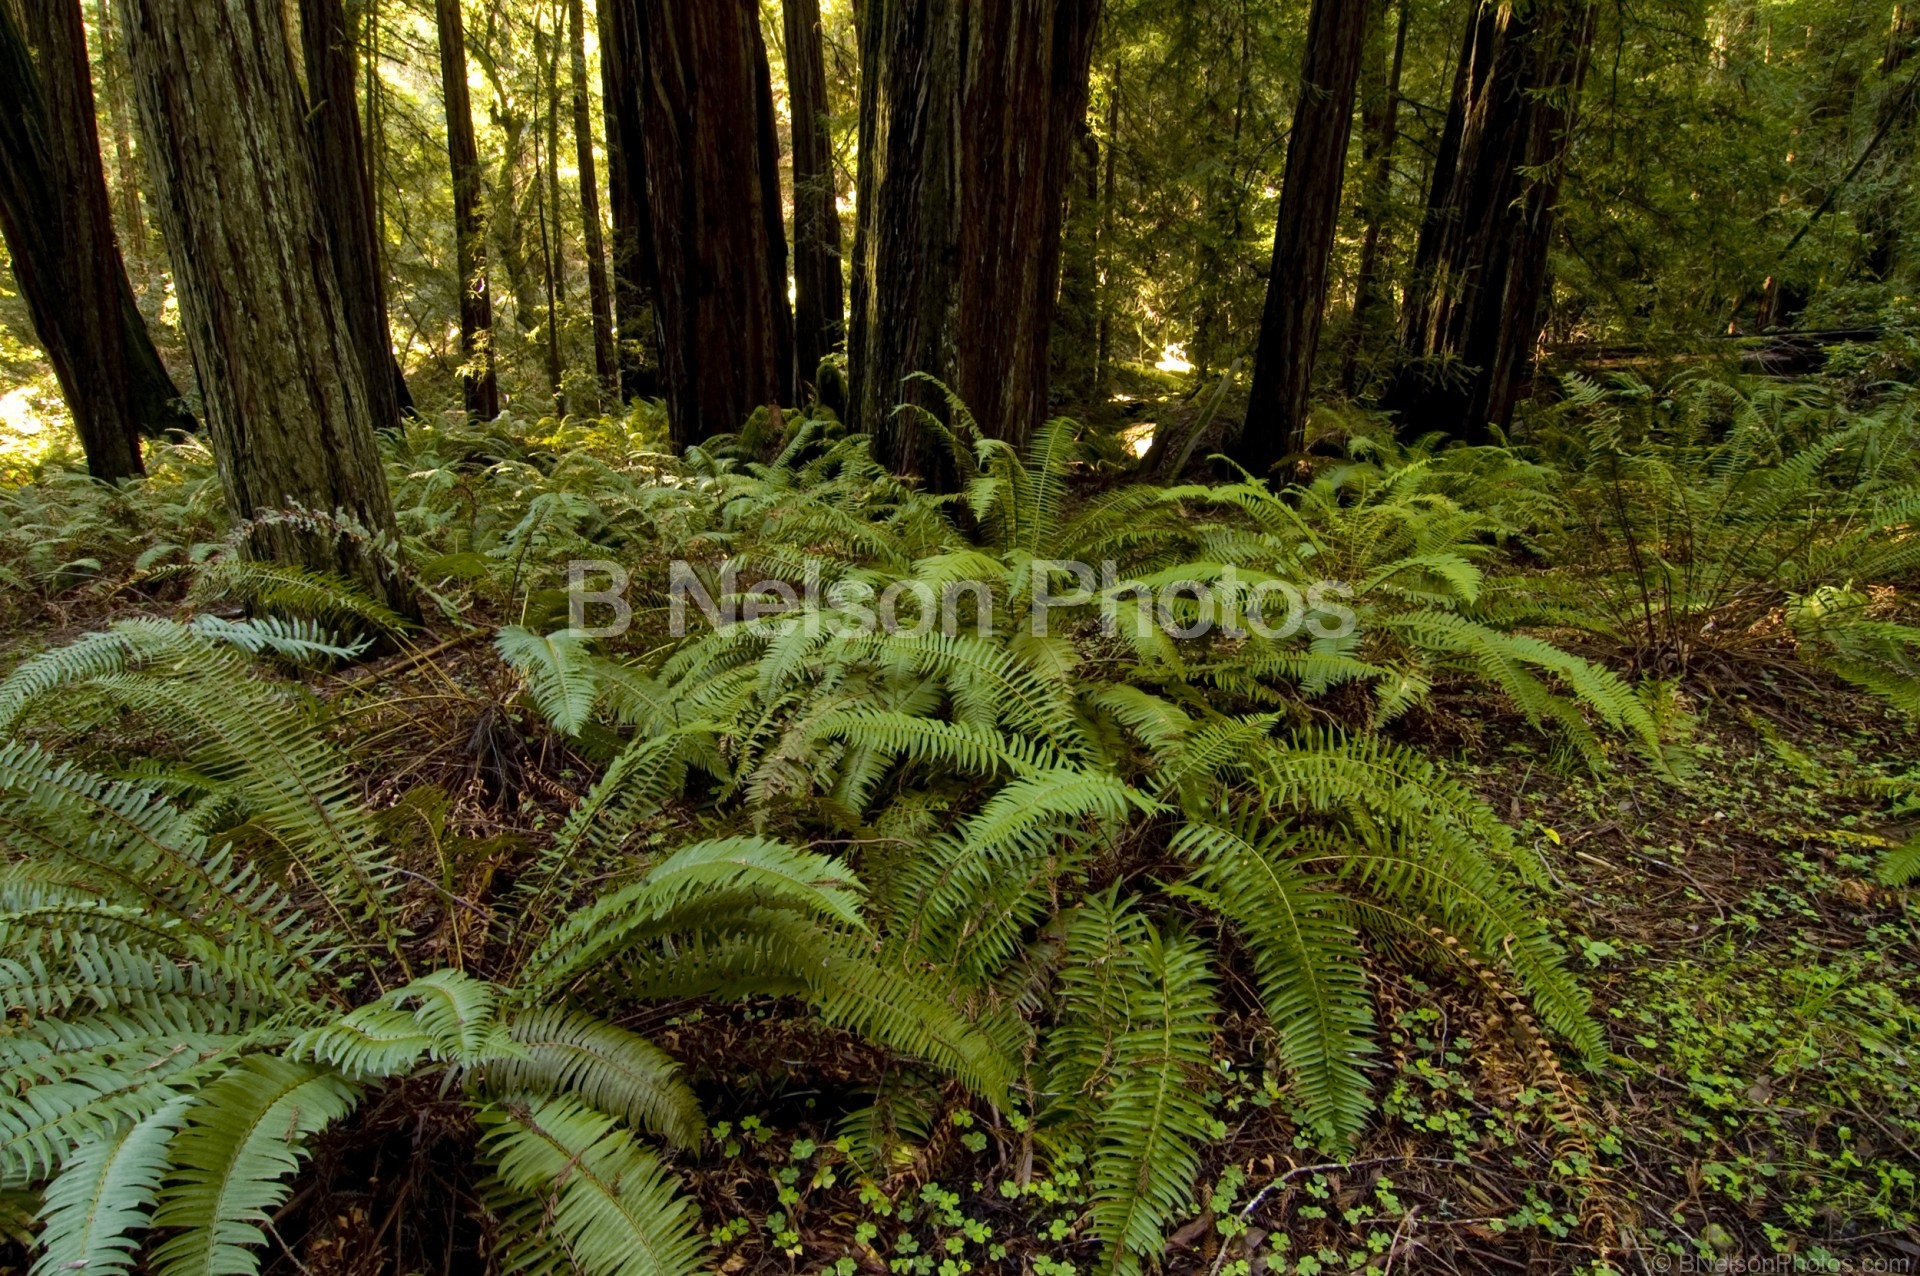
<box><xmin>599</xmin><ymin>0</ymin><xmax>658</xmax><ymax>402</ymax></box>
<box><xmin>0</xmin><ymin>0</ymin><xmax>189</xmax><ymax>480</ymax></box>
<box><xmin>1232</xmin><ymin>0</ymin><xmax>1370</xmax><ymax>480</ymax></box>
<box><xmin>114</xmin><ymin>0</ymin><xmax>408</xmax><ymax>608</ymax></box>
<box><xmin>570</xmin><ymin>0</ymin><xmax>616</xmax><ymax>397</ymax></box>
<box><xmin>93</xmin><ymin>0</ymin><xmax>145</xmax><ymax>277</ymax></box>
<box><xmin>300</xmin><ymin>0</ymin><xmax>408</xmax><ymax>433</ymax></box>
<box><xmin>436</xmin><ymin>0</ymin><xmax>500</xmax><ymax>419</ymax></box>
<box><xmin>1339</xmin><ymin>0</ymin><xmax>1409</xmax><ymax>394</ymax></box>
<box><xmin>784</xmin><ymin>0</ymin><xmax>844</xmax><ymax>387</ymax></box>
<box><xmin>635</xmin><ymin>0</ymin><xmax>794</xmax><ymax>448</ymax></box>
<box><xmin>1388</xmin><ymin>0</ymin><xmax>1596</xmax><ymax>442</ymax></box>
<box><xmin>849</xmin><ymin>0</ymin><xmax>1101</xmax><ymax>481</ymax></box>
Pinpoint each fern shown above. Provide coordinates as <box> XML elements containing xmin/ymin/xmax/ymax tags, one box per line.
<box><xmin>477</xmin><ymin>1096</ymin><xmax>707</xmax><ymax>1276</ymax></box>
<box><xmin>497</xmin><ymin>624</ymin><xmax>600</xmax><ymax>735</ymax></box>
<box><xmin>1170</xmin><ymin>820</ymin><xmax>1376</xmax><ymax>1145</ymax></box>
<box><xmin>1881</xmin><ymin>835</ymin><xmax>1920</xmax><ymax>886</ymax></box>
<box><xmin>148</xmin><ymin>1058</ymin><xmax>362</xmax><ymax>1276</ymax></box>
<box><xmin>1054</xmin><ymin>895</ymin><xmax>1220</xmax><ymax>1276</ymax></box>
<box><xmin>31</xmin><ymin>1095</ymin><xmax>191</xmax><ymax>1276</ymax></box>
<box><xmin>482</xmin><ymin>1007</ymin><xmax>705</xmax><ymax>1152</ymax></box>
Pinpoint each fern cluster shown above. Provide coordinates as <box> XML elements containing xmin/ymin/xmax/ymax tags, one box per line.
<box><xmin>393</xmin><ymin>410</ymin><xmax>1630</xmax><ymax>1272</ymax></box>
<box><xmin>0</xmin><ymin>621</ymin><xmax>1002</xmax><ymax>1276</ymax></box>
<box><xmin>8</xmin><ymin>371</ymin><xmax>1920</xmax><ymax>1272</ymax></box>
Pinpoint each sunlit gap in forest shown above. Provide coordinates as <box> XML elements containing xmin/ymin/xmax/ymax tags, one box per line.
<box><xmin>0</xmin><ymin>0</ymin><xmax>1917</xmax><ymax>1272</ymax></box>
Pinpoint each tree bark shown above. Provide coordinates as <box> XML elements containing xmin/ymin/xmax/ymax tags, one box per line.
<box><xmin>1388</xmin><ymin>0</ymin><xmax>1596</xmax><ymax>443</ymax></box>
<box><xmin>784</xmin><ymin>0</ymin><xmax>844</xmax><ymax>388</ymax></box>
<box><xmin>536</xmin><ymin>15</ymin><xmax>564</xmax><ymax>412</ymax></box>
<box><xmin>569</xmin><ymin>0</ymin><xmax>616</xmax><ymax>398</ymax></box>
<box><xmin>1094</xmin><ymin>63</ymin><xmax>1119</xmax><ymax>397</ymax></box>
<box><xmin>0</xmin><ymin>0</ymin><xmax>188</xmax><ymax>481</ymax></box>
<box><xmin>1339</xmin><ymin>0</ymin><xmax>1409</xmax><ymax>395</ymax></box>
<box><xmin>435</xmin><ymin>0</ymin><xmax>499</xmax><ymax>419</ymax></box>
<box><xmin>1052</xmin><ymin>118</ymin><xmax>1102</xmax><ymax>406</ymax></box>
<box><xmin>92</xmin><ymin>0</ymin><xmax>144</xmax><ymax>278</ymax></box>
<box><xmin>489</xmin><ymin>100</ymin><xmax>540</xmax><ymax>334</ymax></box>
<box><xmin>113</xmin><ymin>0</ymin><xmax>408</xmax><ymax>608</ymax></box>
<box><xmin>849</xmin><ymin>0</ymin><xmax>1101</xmax><ymax>482</ymax></box>
<box><xmin>300</xmin><ymin>0</ymin><xmax>408</xmax><ymax>434</ymax></box>
<box><xmin>599</xmin><ymin>0</ymin><xmax>658</xmax><ymax>402</ymax></box>
<box><xmin>635</xmin><ymin>0</ymin><xmax>794</xmax><ymax>449</ymax></box>
<box><xmin>1233</xmin><ymin>0</ymin><xmax>1370</xmax><ymax>480</ymax></box>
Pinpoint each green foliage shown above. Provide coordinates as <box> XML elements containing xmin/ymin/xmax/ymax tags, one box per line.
<box><xmin>496</xmin><ymin>623</ymin><xmax>599</xmax><ymax>734</ymax></box>
<box><xmin>0</xmin><ymin>621</ymin><xmax>1001</xmax><ymax>1276</ymax></box>
<box><xmin>1532</xmin><ymin>376</ymin><xmax>1920</xmax><ymax>716</ymax></box>
<box><xmin>478</xmin><ymin>1096</ymin><xmax>707</xmax><ymax>1276</ymax></box>
<box><xmin>1053</xmin><ymin>895</ymin><xmax>1221</xmax><ymax>1276</ymax></box>
<box><xmin>147</xmin><ymin>1059</ymin><xmax>362</xmax><ymax>1276</ymax></box>
<box><xmin>9</xmin><ymin>369</ymin><xmax>1920</xmax><ymax>1270</ymax></box>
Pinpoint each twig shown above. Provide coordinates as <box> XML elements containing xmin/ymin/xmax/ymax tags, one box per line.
<box><xmin>328</xmin><ymin>629</ymin><xmax>488</xmax><ymax>697</ymax></box>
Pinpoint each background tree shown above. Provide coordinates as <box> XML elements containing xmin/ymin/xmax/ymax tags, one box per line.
<box><xmin>599</xmin><ymin>0</ymin><xmax>658</xmax><ymax>402</ymax></box>
<box><xmin>113</xmin><ymin>0</ymin><xmax>407</xmax><ymax>606</ymax></box>
<box><xmin>849</xmin><ymin>0</ymin><xmax>1101</xmax><ymax>479</ymax></box>
<box><xmin>1387</xmin><ymin>0</ymin><xmax>1597</xmax><ymax>441</ymax></box>
<box><xmin>636</xmin><ymin>0</ymin><xmax>794</xmax><ymax>449</ymax></box>
<box><xmin>784</xmin><ymin>0</ymin><xmax>845</xmax><ymax>388</ymax></box>
<box><xmin>0</xmin><ymin>0</ymin><xmax>189</xmax><ymax>480</ymax></box>
<box><xmin>436</xmin><ymin>0</ymin><xmax>500</xmax><ymax>419</ymax></box>
<box><xmin>569</xmin><ymin>0</ymin><xmax>616</xmax><ymax>399</ymax></box>
<box><xmin>1231</xmin><ymin>0</ymin><xmax>1370</xmax><ymax>479</ymax></box>
<box><xmin>300</xmin><ymin>0</ymin><xmax>411</xmax><ymax>433</ymax></box>
<box><xmin>1339</xmin><ymin>0</ymin><xmax>1410</xmax><ymax>394</ymax></box>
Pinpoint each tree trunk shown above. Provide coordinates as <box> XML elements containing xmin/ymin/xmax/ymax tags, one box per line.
<box><xmin>435</xmin><ymin>0</ymin><xmax>499</xmax><ymax>419</ymax></box>
<box><xmin>1339</xmin><ymin>0</ymin><xmax>1408</xmax><ymax>395</ymax></box>
<box><xmin>849</xmin><ymin>0</ymin><xmax>1101</xmax><ymax>482</ymax></box>
<box><xmin>569</xmin><ymin>0</ymin><xmax>616</xmax><ymax>398</ymax></box>
<box><xmin>635</xmin><ymin>0</ymin><xmax>794</xmax><ymax>449</ymax></box>
<box><xmin>1052</xmin><ymin>118</ymin><xmax>1102</xmax><ymax>406</ymax></box>
<box><xmin>491</xmin><ymin>102</ymin><xmax>540</xmax><ymax>335</ymax></box>
<box><xmin>1233</xmin><ymin>0</ymin><xmax>1370</xmax><ymax>480</ymax></box>
<box><xmin>599</xmin><ymin>0</ymin><xmax>658</xmax><ymax>402</ymax></box>
<box><xmin>300</xmin><ymin>0</ymin><xmax>408</xmax><ymax>434</ymax></box>
<box><xmin>0</xmin><ymin>0</ymin><xmax>184</xmax><ymax>480</ymax></box>
<box><xmin>784</xmin><ymin>0</ymin><xmax>844</xmax><ymax>389</ymax></box>
<box><xmin>1889</xmin><ymin>3</ymin><xmax>1920</xmax><ymax>73</ymax></box>
<box><xmin>114</xmin><ymin>0</ymin><xmax>408</xmax><ymax>609</ymax></box>
<box><xmin>1388</xmin><ymin>0</ymin><xmax>1596</xmax><ymax>443</ymax></box>
<box><xmin>1094</xmin><ymin>63</ymin><xmax>1119</xmax><ymax>397</ymax></box>
<box><xmin>536</xmin><ymin>15</ymin><xmax>564</xmax><ymax>412</ymax></box>
<box><xmin>92</xmin><ymin>0</ymin><xmax>145</xmax><ymax>278</ymax></box>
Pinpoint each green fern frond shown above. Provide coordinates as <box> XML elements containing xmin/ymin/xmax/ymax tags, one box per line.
<box><xmin>1304</xmin><ymin>830</ymin><xmax>1599</xmax><ymax>1060</ymax></box>
<box><xmin>30</xmin><ymin>1095</ymin><xmax>191</xmax><ymax>1276</ymax></box>
<box><xmin>477</xmin><ymin>1095</ymin><xmax>706</xmax><ymax>1276</ymax></box>
<box><xmin>181</xmin><ymin>557</ymin><xmax>409</xmax><ymax>637</ymax></box>
<box><xmin>497</xmin><ymin>625</ymin><xmax>600</xmax><ymax>735</ymax></box>
<box><xmin>149</xmin><ymin>1058</ymin><xmax>361</xmax><ymax>1276</ymax></box>
<box><xmin>1170</xmin><ymin>820</ymin><xmax>1376</xmax><ymax>1147</ymax></box>
<box><xmin>484</xmin><ymin>1007</ymin><xmax>704</xmax><ymax>1151</ymax></box>
<box><xmin>186</xmin><ymin>615</ymin><xmax>372</xmax><ymax>665</ymax></box>
<box><xmin>525</xmin><ymin>837</ymin><xmax>868</xmax><ymax>993</ymax></box>
<box><xmin>291</xmin><ymin>970</ymin><xmax>501</xmax><ymax>1078</ymax></box>
<box><xmin>1880</xmin><ymin>834</ymin><xmax>1920</xmax><ymax>886</ymax></box>
<box><xmin>1057</xmin><ymin>897</ymin><xmax>1219</xmax><ymax>1276</ymax></box>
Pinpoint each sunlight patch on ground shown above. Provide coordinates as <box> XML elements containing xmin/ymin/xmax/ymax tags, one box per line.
<box><xmin>1155</xmin><ymin>343</ymin><xmax>1193</xmax><ymax>374</ymax></box>
<box><xmin>0</xmin><ymin>385</ymin><xmax>67</xmax><ymax>474</ymax></box>
<box><xmin>1121</xmin><ymin>421</ymin><xmax>1157</xmax><ymax>458</ymax></box>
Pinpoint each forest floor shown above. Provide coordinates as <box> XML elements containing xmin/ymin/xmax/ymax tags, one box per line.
<box><xmin>2</xmin><ymin>393</ymin><xmax>1917</xmax><ymax>1274</ymax></box>
<box><xmin>635</xmin><ymin>674</ymin><xmax>1920</xmax><ymax>1276</ymax></box>
<box><xmin>9</xmin><ymin>602</ymin><xmax>1909</xmax><ymax>1276</ymax></box>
